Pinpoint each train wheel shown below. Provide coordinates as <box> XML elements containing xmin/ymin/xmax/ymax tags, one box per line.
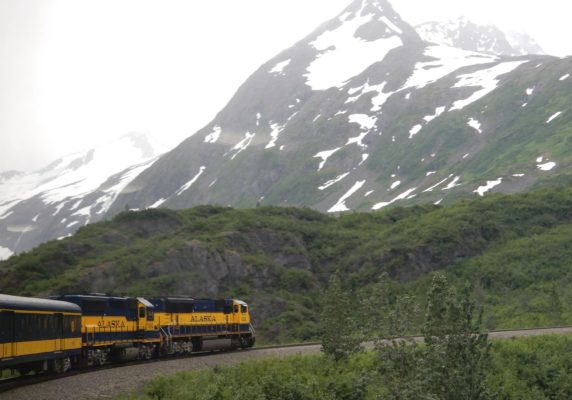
<box><xmin>51</xmin><ymin>357</ymin><xmax>71</xmax><ymax>374</ymax></box>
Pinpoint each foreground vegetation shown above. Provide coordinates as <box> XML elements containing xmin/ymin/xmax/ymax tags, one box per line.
<box><xmin>122</xmin><ymin>273</ymin><xmax>572</xmax><ymax>400</ymax></box>
<box><xmin>2</xmin><ymin>186</ymin><xmax>572</xmax><ymax>342</ymax></box>
<box><xmin>121</xmin><ymin>336</ymin><xmax>572</xmax><ymax>400</ymax></box>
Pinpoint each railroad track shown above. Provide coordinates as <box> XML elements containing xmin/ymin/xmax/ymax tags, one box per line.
<box><xmin>3</xmin><ymin>326</ymin><xmax>572</xmax><ymax>400</ymax></box>
<box><xmin>0</xmin><ymin>344</ymin><xmax>254</xmax><ymax>395</ymax></box>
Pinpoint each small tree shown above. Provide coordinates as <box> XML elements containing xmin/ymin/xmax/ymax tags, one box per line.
<box><xmin>321</xmin><ymin>273</ymin><xmax>362</xmax><ymax>361</ymax></box>
<box><xmin>358</xmin><ymin>272</ymin><xmax>392</xmax><ymax>339</ymax></box>
<box><xmin>548</xmin><ymin>283</ymin><xmax>563</xmax><ymax>326</ymax></box>
<box><xmin>376</xmin><ymin>294</ymin><xmax>424</xmax><ymax>399</ymax></box>
<box><xmin>422</xmin><ymin>273</ymin><xmax>492</xmax><ymax>400</ymax></box>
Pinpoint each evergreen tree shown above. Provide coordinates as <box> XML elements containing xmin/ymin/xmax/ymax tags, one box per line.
<box><xmin>320</xmin><ymin>273</ymin><xmax>362</xmax><ymax>361</ymax></box>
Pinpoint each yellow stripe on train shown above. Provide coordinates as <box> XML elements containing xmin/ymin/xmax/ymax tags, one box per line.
<box><xmin>0</xmin><ymin>338</ymin><xmax>81</xmax><ymax>359</ymax></box>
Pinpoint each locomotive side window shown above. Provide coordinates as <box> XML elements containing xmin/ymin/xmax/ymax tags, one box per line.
<box><xmin>234</xmin><ymin>305</ymin><xmax>239</xmax><ymax>313</ymax></box>
<box><xmin>241</xmin><ymin>305</ymin><xmax>247</xmax><ymax>313</ymax></box>
<box><xmin>139</xmin><ymin>307</ymin><xmax>146</xmax><ymax>318</ymax></box>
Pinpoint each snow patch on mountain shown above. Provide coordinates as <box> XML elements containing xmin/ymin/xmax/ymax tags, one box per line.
<box><xmin>305</xmin><ymin>5</ymin><xmax>403</xmax><ymax>90</ymax></box>
<box><xmin>450</xmin><ymin>60</ymin><xmax>528</xmax><ymax>110</ymax></box>
<box><xmin>409</xmin><ymin>124</ymin><xmax>423</xmax><ymax>139</ymax></box>
<box><xmin>423</xmin><ymin>106</ymin><xmax>447</xmax><ymax>123</ymax></box>
<box><xmin>474</xmin><ymin>178</ymin><xmax>502</xmax><ymax>196</ymax></box>
<box><xmin>443</xmin><ymin>176</ymin><xmax>462</xmax><ymax>190</ymax></box>
<box><xmin>390</xmin><ymin>180</ymin><xmax>401</xmax><ymax>190</ymax></box>
<box><xmin>347</xmin><ymin>132</ymin><xmax>370</xmax><ymax>149</ymax></box>
<box><xmin>560</xmin><ymin>74</ymin><xmax>570</xmax><ymax>81</ymax></box>
<box><xmin>404</xmin><ymin>46</ymin><xmax>497</xmax><ymax>90</ymax></box>
<box><xmin>315</xmin><ymin>148</ymin><xmax>342</xmax><ymax>171</ymax></box>
<box><xmin>204</xmin><ymin>126</ymin><xmax>222</xmax><ymax>144</ymax></box>
<box><xmin>175</xmin><ymin>166</ymin><xmax>206</xmax><ymax>196</ymax></box>
<box><xmin>467</xmin><ymin>118</ymin><xmax>482</xmax><ymax>133</ymax></box>
<box><xmin>538</xmin><ymin>162</ymin><xmax>556</xmax><ymax>171</ymax></box>
<box><xmin>90</xmin><ymin>158</ymin><xmax>161</xmax><ymax>217</ymax></box>
<box><xmin>266</xmin><ymin>123</ymin><xmax>286</xmax><ymax>149</ymax></box>
<box><xmin>270</xmin><ymin>59</ymin><xmax>291</xmax><ymax>75</ymax></box>
<box><xmin>319</xmin><ymin>172</ymin><xmax>350</xmax><ymax>191</ymax></box>
<box><xmin>230</xmin><ymin>133</ymin><xmax>256</xmax><ymax>160</ymax></box>
<box><xmin>329</xmin><ymin>180</ymin><xmax>366</xmax><ymax>213</ymax></box>
<box><xmin>423</xmin><ymin>175</ymin><xmax>452</xmax><ymax>192</ymax></box>
<box><xmin>546</xmin><ymin>112</ymin><xmax>562</xmax><ymax>124</ymax></box>
<box><xmin>348</xmin><ymin>114</ymin><xmax>377</xmax><ymax>130</ymax></box>
<box><xmin>0</xmin><ymin>246</ymin><xmax>13</xmax><ymax>261</ymax></box>
<box><xmin>372</xmin><ymin>187</ymin><xmax>417</xmax><ymax>210</ymax></box>
<box><xmin>149</xmin><ymin>198</ymin><xmax>167</xmax><ymax>209</ymax></box>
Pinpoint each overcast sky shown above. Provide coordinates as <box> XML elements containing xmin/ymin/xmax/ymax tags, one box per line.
<box><xmin>1</xmin><ymin>0</ymin><xmax>570</xmax><ymax>172</ymax></box>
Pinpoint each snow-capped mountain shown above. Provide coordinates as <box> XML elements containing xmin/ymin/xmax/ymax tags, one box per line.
<box><xmin>106</xmin><ymin>0</ymin><xmax>570</xmax><ymax>217</ymax></box>
<box><xmin>506</xmin><ymin>31</ymin><xmax>545</xmax><ymax>56</ymax></box>
<box><xmin>2</xmin><ymin>0</ymin><xmax>571</xmax><ymax>260</ymax></box>
<box><xmin>416</xmin><ymin>18</ymin><xmax>545</xmax><ymax>56</ymax></box>
<box><xmin>0</xmin><ymin>133</ymin><xmax>169</xmax><ymax>259</ymax></box>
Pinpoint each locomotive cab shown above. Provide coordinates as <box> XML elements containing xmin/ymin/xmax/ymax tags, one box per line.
<box><xmin>135</xmin><ymin>297</ymin><xmax>155</xmax><ymax>332</ymax></box>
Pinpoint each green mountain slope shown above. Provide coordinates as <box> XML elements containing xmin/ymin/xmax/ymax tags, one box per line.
<box><xmin>2</xmin><ymin>186</ymin><xmax>572</xmax><ymax>342</ymax></box>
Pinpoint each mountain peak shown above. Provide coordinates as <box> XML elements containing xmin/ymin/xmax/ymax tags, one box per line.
<box><xmin>416</xmin><ymin>18</ymin><xmax>544</xmax><ymax>56</ymax></box>
<box><xmin>337</xmin><ymin>0</ymin><xmax>418</xmax><ymax>42</ymax></box>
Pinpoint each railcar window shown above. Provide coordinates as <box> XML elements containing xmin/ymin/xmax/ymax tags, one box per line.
<box><xmin>241</xmin><ymin>305</ymin><xmax>247</xmax><ymax>313</ymax></box>
<box><xmin>234</xmin><ymin>305</ymin><xmax>239</xmax><ymax>313</ymax></box>
<box><xmin>14</xmin><ymin>313</ymin><xmax>56</xmax><ymax>341</ymax></box>
<box><xmin>147</xmin><ymin>309</ymin><xmax>154</xmax><ymax>321</ymax></box>
<box><xmin>139</xmin><ymin>307</ymin><xmax>146</xmax><ymax>318</ymax></box>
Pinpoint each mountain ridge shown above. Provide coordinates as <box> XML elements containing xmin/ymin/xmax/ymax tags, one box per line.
<box><xmin>415</xmin><ymin>17</ymin><xmax>545</xmax><ymax>56</ymax></box>
<box><xmin>108</xmin><ymin>0</ymin><xmax>568</xmax><ymax>218</ymax></box>
<box><xmin>1</xmin><ymin>0</ymin><xmax>571</xmax><ymax>259</ymax></box>
<box><xmin>0</xmin><ymin>132</ymin><xmax>169</xmax><ymax>259</ymax></box>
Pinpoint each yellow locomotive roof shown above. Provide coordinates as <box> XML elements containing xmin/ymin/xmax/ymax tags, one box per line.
<box><xmin>0</xmin><ymin>293</ymin><xmax>81</xmax><ymax>313</ymax></box>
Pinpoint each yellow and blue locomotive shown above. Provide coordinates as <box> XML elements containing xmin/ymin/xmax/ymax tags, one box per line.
<box><xmin>0</xmin><ymin>293</ymin><xmax>255</xmax><ymax>375</ymax></box>
<box><xmin>149</xmin><ymin>297</ymin><xmax>255</xmax><ymax>354</ymax></box>
<box><xmin>56</xmin><ymin>295</ymin><xmax>160</xmax><ymax>365</ymax></box>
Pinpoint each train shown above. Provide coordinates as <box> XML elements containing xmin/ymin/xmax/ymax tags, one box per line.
<box><xmin>0</xmin><ymin>293</ymin><xmax>255</xmax><ymax>375</ymax></box>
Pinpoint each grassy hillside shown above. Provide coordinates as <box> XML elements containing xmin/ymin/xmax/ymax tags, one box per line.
<box><xmin>2</xmin><ymin>186</ymin><xmax>572</xmax><ymax>342</ymax></box>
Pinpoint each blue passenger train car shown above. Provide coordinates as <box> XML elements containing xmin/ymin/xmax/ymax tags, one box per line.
<box><xmin>0</xmin><ymin>294</ymin><xmax>82</xmax><ymax>374</ymax></box>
